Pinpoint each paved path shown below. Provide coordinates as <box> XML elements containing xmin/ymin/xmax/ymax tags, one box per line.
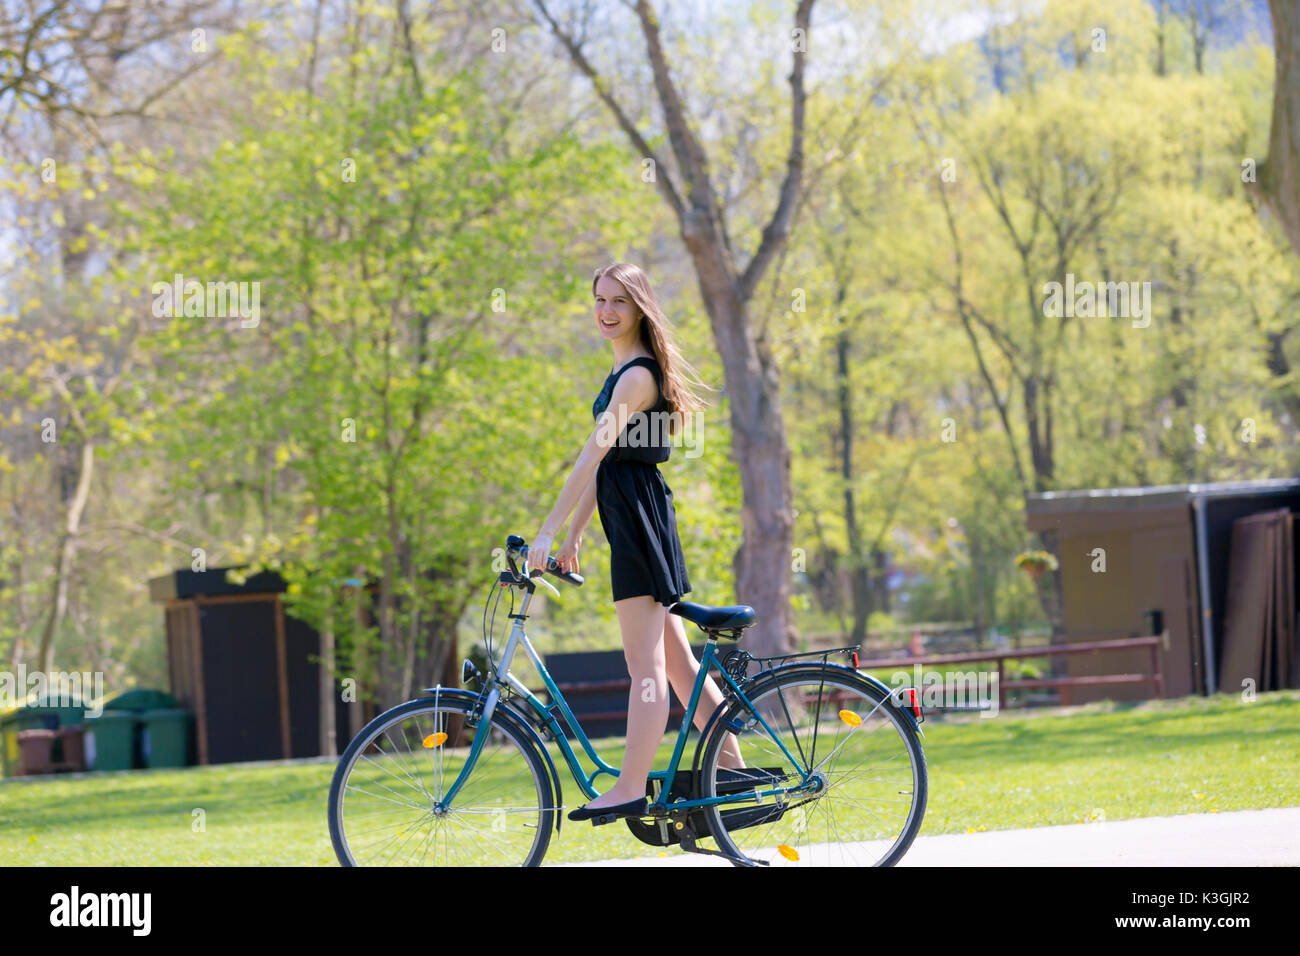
<box><xmin>557</xmin><ymin>807</ymin><xmax>1300</xmax><ymax>866</ymax></box>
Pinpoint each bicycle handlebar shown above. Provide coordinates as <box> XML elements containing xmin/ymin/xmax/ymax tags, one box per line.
<box><xmin>505</xmin><ymin>534</ymin><xmax>585</xmax><ymax>587</ymax></box>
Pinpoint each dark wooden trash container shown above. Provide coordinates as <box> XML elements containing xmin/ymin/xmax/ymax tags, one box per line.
<box><xmin>57</xmin><ymin>726</ymin><xmax>87</xmax><ymax>771</ymax></box>
<box><xmin>17</xmin><ymin>729</ymin><xmax>57</xmax><ymax>774</ymax></box>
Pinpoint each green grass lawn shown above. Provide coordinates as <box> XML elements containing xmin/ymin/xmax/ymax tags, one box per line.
<box><xmin>2</xmin><ymin>689</ymin><xmax>1297</xmax><ymax>865</ymax></box>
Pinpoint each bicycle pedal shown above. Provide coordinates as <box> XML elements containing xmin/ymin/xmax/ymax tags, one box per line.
<box><xmin>591</xmin><ymin>809</ymin><xmax>648</xmax><ymax>827</ymax></box>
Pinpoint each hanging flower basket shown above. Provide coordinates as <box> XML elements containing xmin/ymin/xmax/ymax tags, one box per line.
<box><xmin>1015</xmin><ymin>550</ymin><xmax>1058</xmax><ymax>580</ymax></box>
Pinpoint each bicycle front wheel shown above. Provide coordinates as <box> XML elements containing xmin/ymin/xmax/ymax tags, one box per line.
<box><xmin>700</xmin><ymin>667</ymin><xmax>927</xmax><ymax>867</ymax></box>
<box><xmin>328</xmin><ymin>697</ymin><xmax>554</xmax><ymax>866</ymax></box>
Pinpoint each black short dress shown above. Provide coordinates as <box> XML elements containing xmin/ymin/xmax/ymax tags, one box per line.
<box><xmin>592</xmin><ymin>356</ymin><xmax>692</xmax><ymax>607</ymax></box>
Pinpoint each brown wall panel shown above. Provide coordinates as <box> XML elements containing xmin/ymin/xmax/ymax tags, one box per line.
<box><xmin>1058</xmin><ymin>519</ymin><xmax>1187</xmax><ymax>704</ymax></box>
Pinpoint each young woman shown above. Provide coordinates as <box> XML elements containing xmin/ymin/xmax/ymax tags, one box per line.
<box><xmin>527</xmin><ymin>262</ymin><xmax>745</xmax><ymax>823</ymax></box>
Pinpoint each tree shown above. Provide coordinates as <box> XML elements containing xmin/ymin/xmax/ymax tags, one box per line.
<box><xmin>1264</xmin><ymin>1</ymin><xmax>1300</xmax><ymax>255</ymax></box>
<box><xmin>110</xmin><ymin>24</ymin><xmax>641</xmax><ymax>711</ymax></box>
<box><xmin>0</xmin><ymin>0</ymin><xmax>237</xmax><ymax>674</ymax></box>
<box><xmin>529</xmin><ymin>0</ymin><xmax>823</xmax><ymax>656</ymax></box>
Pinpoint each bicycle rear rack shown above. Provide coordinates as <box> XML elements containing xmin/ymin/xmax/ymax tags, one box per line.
<box><xmin>722</xmin><ymin>644</ymin><xmax>861</xmax><ymax>687</ymax></box>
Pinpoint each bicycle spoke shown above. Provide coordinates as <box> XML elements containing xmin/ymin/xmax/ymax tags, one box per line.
<box><xmin>449</xmin><ymin>811</ymin><xmax>535</xmax><ymax>857</ymax></box>
<box><xmin>809</xmin><ymin>670</ymin><xmax>827</xmax><ymax>769</ymax></box>
<box><xmin>416</xmin><ymin>813</ymin><xmax>439</xmax><ymax>867</ymax></box>
<box><xmin>332</xmin><ymin>701</ymin><xmax>551</xmax><ymax>866</ymax></box>
<box><xmin>346</xmin><ymin>780</ymin><xmax>430</xmax><ymax>812</ymax></box>
<box><xmin>380</xmin><ymin>726</ymin><xmax>436</xmax><ymax>804</ymax></box>
<box><xmin>701</xmin><ymin>670</ymin><xmax>926</xmax><ymax>867</ymax></box>
<box><xmin>356</xmin><ymin>751</ymin><xmax>431</xmax><ymax>807</ymax></box>
<box><xmin>357</xmin><ymin>810</ymin><xmax>430</xmax><ymax>865</ymax></box>
<box><xmin>441</xmin><ymin>817</ymin><xmax>482</xmax><ymax>864</ymax></box>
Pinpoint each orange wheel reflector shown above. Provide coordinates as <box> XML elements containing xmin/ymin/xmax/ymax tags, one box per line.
<box><xmin>777</xmin><ymin>844</ymin><xmax>800</xmax><ymax>861</ymax></box>
<box><xmin>839</xmin><ymin>710</ymin><xmax>862</xmax><ymax>727</ymax></box>
<box><xmin>422</xmin><ymin>732</ymin><xmax>448</xmax><ymax>748</ymax></box>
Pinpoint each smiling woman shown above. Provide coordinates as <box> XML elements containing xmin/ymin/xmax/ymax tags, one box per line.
<box><xmin>526</xmin><ymin>261</ymin><xmax>747</xmax><ymax>823</ymax></box>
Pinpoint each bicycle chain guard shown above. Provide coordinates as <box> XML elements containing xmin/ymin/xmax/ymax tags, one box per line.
<box><xmin>624</xmin><ymin>767</ymin><xmax>796</xmax><ymax>848</ymax></box>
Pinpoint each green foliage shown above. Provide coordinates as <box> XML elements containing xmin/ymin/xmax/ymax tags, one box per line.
<box><xmin>782</xmin><ymin>0</ymin><xmax>1297</xmax><ymax>640</ymax></box>
<box><xmin>104</xmin><ymin>36</ymin><xmax>646</xmax><ymax>700</ymax></box>
<box><xmin>4</xmin><ymin>0</ymin><xmax>1298</xmax><ymax>690</ymax></box>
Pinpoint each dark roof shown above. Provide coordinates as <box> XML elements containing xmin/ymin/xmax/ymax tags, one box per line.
<box><xmin>1025</xmin><ymin>477</ymin><xmax>1300</xmax><ymax>514</ymax></box>
<box><xmin>148</xmin><ymin>567</ymin><xmax>288</xmax><ymax>602</ymax></box>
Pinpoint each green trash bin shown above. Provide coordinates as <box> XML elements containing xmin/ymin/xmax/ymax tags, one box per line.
<box><xmin>22</xmin><ymin>693</ymin><xmax>88</xmax><ymax>730</ymax></box>
<box><xmin>105</xmin><ymin>689</ymin><xmax>180</xmax><ymax>712</ymax></box>
<box><xmin>85</xmin><ymin>711</ymin><xmax>138</xmax><ymax>771</ymax></box>
<box><xmin>140</xmin><ymin>709</ymin><xmax>192</xmax><ymax>769</ymax></box>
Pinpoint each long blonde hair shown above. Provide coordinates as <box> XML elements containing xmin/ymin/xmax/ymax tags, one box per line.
<box><xmin>592</xmin><ymin>262</ymin><xmax>713</xmax><ymax>434</ymax></box>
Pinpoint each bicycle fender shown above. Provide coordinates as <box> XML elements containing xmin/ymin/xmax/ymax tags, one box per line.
<box><xmin>419</xmin><ymin>686</ymin><xmax>564</xmax><ymax>835</ymax></box>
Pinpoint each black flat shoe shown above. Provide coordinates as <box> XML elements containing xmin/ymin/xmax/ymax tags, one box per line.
<box><xmin>566</xmin><ymin>797</ymin><xmax>648</xmax><ymax>825</ymax></box>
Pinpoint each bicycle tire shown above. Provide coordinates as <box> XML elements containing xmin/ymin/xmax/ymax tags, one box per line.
<box><xmin>699</xmin><ymin>665</ymin><xmax>927</xmax><ymax>867</ymax></box>
<box><xmin>328</xmin><ymin>697</ymin><xmax>554</xmax><ymax>866</ymax></box>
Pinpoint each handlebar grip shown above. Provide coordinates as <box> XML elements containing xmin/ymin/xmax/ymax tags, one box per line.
<box><xmin>546</xmin><ymin>556</ymin><xmax>584</xmax><ymax>587</ymax></box>
<box><xmin>511</xmin><ymin>538</ymin><xmax>584</xmax><ymax>587</ymax></box>
<box><xmin>542</xmin><ymin>554</ymin><xmax>584</xmax><ymax>587</ymax></box>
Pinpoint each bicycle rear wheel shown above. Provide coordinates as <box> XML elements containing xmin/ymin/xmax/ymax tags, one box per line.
<box><xmin>328</xmin><ymin>697</ymin><xmax>554</xmax><ymax>866</ymax></box>
<box><xmin>699</xmin><ymin>667</ymin><xmax>927</xmax><ymax>867</ymax></box>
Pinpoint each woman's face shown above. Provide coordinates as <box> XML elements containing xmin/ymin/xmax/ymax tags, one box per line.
<box><xmin>594</xmin><ymin>276</ymin><xmax>641</xmax><ymax>342</ymax></box>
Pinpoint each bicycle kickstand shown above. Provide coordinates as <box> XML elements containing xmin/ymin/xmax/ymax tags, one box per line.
<box><xmin>673</xmin><ymin>816</ymin><xmax>768</xmax><ymax>867</ymax></box>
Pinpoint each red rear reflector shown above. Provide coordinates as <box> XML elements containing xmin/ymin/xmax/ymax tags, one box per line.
<box><xmin>852</xmin><ymin>651</ymin><xmax>859</xmax><ymax>668</ymax></box>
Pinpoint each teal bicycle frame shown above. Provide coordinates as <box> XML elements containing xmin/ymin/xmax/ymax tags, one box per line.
<box><xmin>433</xmin><ymin>583</ymin><xmax>827</xmax><ymax>816</ymax></box>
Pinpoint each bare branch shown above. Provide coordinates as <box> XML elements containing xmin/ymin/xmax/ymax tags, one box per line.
<box><xmin>531</xmin><ymin>0</ymin><xmax>686</xmax><ymax>220</ymax></box>
<box><xmin>738</xmin><ymin>0</ymin><xmax>814</xmax><ymax>301</ymax></box>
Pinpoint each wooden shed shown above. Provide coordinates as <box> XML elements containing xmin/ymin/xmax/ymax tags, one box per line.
<box><xmin>1025</xmin><ymin>478</ymin><xmax>1300</xmax><ymax>704</ymax></box>
<box><xmin>148</xmin><ymin>568</ymin><xmax>374</xmax><ymax>765</ymax></box>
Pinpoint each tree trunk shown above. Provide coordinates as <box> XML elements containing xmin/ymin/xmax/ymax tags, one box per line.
<box><xmin>8</xmin><ymin>493</ymin><xmax>29</xmax><ymax>670</ymax></box>
<box><xmin>1266</xmin><ymin>329</ymin><xmax>1300</xmax><ymax>427</ymax></box>
<box><xmin>695</xmin><ymin>267</ymin><xmax>797</xmax><ymax>659</ymax></box>
<box><xmin>972</xmin><ymin>534</ymin><xmax>985</xmax><ymax>648</ymax></box>
<box><xmin>1155</xmin><ymin>0</ymin><xmax>1167</xmax><ymax>77</ymax></box>
<box><xmin>871</xmin><ymin>546</ymin><xmax>890</xmax><ymax>616</ymax></box>
<box><xmin>37</xmin><ymin>438</ymin><xmax>94</xmax><ymax>675</ymax></box>
<box><xmin>837</xmin><ymin>330</ymin><xmax>871</xmax><ymax>645</ymax></box>
<box><xmin>319</xmin><ymin>609</ymin><xmax>337</xmax><ymax>758</ymax></box>
<box><xmin>1264</xmin><ymin>1</ymin><xmax>1300</xmax><ymax>256</ymax></box>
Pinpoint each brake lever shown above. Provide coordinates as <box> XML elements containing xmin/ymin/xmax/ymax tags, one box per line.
<box><xmin>529</xmin><ymin>569</ymin><xmax>562</xmax><ymax>599</ymax></box>
<box><xmin>519</xmin><ymin>545</ymin><xmax>563</xmax><ymax>598</ymax></box>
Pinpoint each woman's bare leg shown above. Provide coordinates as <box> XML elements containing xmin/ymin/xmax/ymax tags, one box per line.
<box><xmin>581</xmin><ymin>595</ymin><xmax>668</xmax><ymax>809</ymax></box>
<box><xmin>662</xmin><ymin>611</ymin><xmax>746</xmax><ymax>770</ymax></box>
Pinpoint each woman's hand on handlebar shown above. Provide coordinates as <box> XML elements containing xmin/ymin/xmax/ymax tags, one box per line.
<box><xmin>526</xmin><ymin>529</ymin><xmax>555</xmax><ymax>576</ymax></box>
<box><xmin>556</xmin><ymin>533</ymin><xmax>581</xmax><ymax>575</ymax></box>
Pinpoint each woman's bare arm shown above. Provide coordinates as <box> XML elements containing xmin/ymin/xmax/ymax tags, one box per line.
<box><xmin>537</xmin><ymin>366</ymin><xmax>657</xmax><ymax>542</ymax></box>
<box><xmin>565</xmin><ymin>474</ymin><xmax>599</xmax><ymax>541</ymax></box>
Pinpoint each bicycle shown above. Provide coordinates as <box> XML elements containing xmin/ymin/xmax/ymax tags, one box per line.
<box><xmin>327</xmin><ymin>533</ymin><xmax>928</xmax><ymax>866</ymax></box>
